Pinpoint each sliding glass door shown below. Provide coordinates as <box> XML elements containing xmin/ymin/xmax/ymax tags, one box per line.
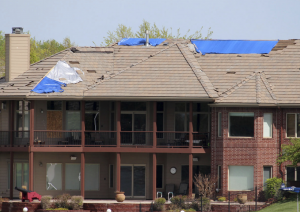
<box><xmin>121</xmin><ymin>165</ymin><xmax>146</xmax><ymax>198</ymax></box>
<box><xmin>121</xmin><ymin>113</ymin><xmax>146</xmax><ymax>144</ymax></box>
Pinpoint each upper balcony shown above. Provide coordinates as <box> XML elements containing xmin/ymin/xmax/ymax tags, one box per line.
<box><xmin>0</xmin><ymin>101</ymin><xmax>211</xmax><ymax>152</ymax></box>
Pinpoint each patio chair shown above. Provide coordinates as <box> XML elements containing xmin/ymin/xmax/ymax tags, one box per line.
<box><xmin>164</xmin><ymin>184</ymin><xmax>175</xmax><ymax>199</ymax></box>
<box><xmin>175</xmin><ymin>183</ymin><xmax>188</xmax><ymax>195</ymax></box>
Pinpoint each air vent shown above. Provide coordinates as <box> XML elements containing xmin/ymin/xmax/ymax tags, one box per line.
<box><xmin>69</xmin><ymin>61</ymin><xmax>80</xmax><ymax>64</ymax></box>
<box><xmin>87</xmin><ymin>70</ymin><xmax>96</xmax><ymax>73</ymax></box>
<box><xmin>226</xmin><ymin>71</ymin><xmax>236</xmax><ymax>74</ymax></box>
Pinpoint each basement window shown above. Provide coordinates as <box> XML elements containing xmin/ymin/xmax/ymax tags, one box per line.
<box><xmin>229</xmin><ymin>112</ymin><xmax>254</xmax><ymax>137</ymax></box>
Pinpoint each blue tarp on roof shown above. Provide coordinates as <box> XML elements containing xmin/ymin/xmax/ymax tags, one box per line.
<box><xmin>191</xmin><ymin>40</ymin><xmax>278</xmax><ymax>55</ymax></box>
<box><xmin>32</xmin><ymin>77</ymin><xmax>66</xmax><ymax>94</ymax></box>
<box><xmin>118</xmin><ymin>38</ymin><xmax>166</xmax><ymax>46</ymax></box>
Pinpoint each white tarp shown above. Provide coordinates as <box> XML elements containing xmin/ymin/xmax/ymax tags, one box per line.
<box><xmin>47</xmin><ymin>61</ymin><xmax>83</xmax><ymax>84</ymax></box>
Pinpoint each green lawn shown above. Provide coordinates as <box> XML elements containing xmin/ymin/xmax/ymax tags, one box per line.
<box><xmin>259</xmin><ymin>195</ymin><xmax>299</xmax><ymax>212</ymax></box>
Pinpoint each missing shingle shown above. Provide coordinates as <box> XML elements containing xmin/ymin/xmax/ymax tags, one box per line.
<box><xmin>69</xmin><ymin>61</ymin><xmax>80</xmax><ymax>64</ymax></box>
<box><xmin>25</xmin><ymin>81</ymin><xmax>34</xmax><ymax>86</ymax></box>
<box><xmin>226</xmin><ymin>71</ymin><xmax>236</xmax><ymax>74</ymax></box>
<box><xmin>87</xmin><ymin>70</ymin><xmax>96</xmax><ymax>73</ymax></box>
<box><xmin>237</xmin><ymin>55</ymin><xmax>242</xmax><ymax>57</ymax></box>
<box><xmin>261</xmin><ymin>54</ymin><xmax>269</xmax><ymax>57</ymax></box>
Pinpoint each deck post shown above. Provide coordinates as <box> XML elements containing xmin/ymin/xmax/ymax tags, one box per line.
<box><xmin>117</xmin><ymin>152</ymin><xmax>121</xmax><ymax>191</ymax></box>
<box><xmin>153</xmin><ymin>102</ymin><xmax>157</xmax><ymax>148</ymax></box>
<box><xmin>30</xmin><ymin>100</ymin><xmax>34</xmax><ymax>146</ymax></box>
<box><xmin>29</xmin><ymin>152</ymin><xmax>33</xmax><ymax>190</ymax></box>
<box><xmin>9</xmin><ymin>151</ymin><xmax>14</xmax><ymax>199</ymax></box>
<box><xmin>117</xmin><ymin>101</ymin><xmax>121</xmax><ymax>148</ymax></box>
<box><xmin>81</xmin><ymin>101</ymin><xmax>85</xmax><ymax>147</ymax></box>
<box><xmin>189</xmin><ymin>102</ymin><xmax>193</xmax><ymax>148</ymax></box>
<box><xmin>189</xmin><ymin>153</ymin><xmax>193</xmax><ymax>197</ymax></box>
<box><xmin>81</xmin><ymin>152</ymin><xmax>85</xmax><ymax>198</ymax></box>
<box><xmin>152</xmin><ymin>153</ymin><xmax>157</xmax><ymax>200</ymax></box>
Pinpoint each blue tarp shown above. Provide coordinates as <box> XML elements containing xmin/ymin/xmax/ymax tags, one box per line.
<box><xmin>191</xmin><ymin>40</ymin><xmax>278</xmax><ymax>55</ymax></box>
<box><xmin>118</xmin><ymin>38</ymin><xmax>166</xmax><ymax>46</ymax></box>
<box><xmin>32</xmin><ymin>77</ymin><xmax>66</xmax><ymax>94</ymax></box>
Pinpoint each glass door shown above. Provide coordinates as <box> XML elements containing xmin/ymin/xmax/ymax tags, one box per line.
<box><xmin>134</xmin><ymin>114</ymin><xmax>146</xmax><ymax>145</ymax></box>
<box><xmin>121</xmin><ymin>165</ymin><xmax>146</xmax><ymax>198</ymax></box>
<box><xmin>121</xmin><ymin>114</ymin><xmax>133</xmax><ymax>144</ymax></box>
<box><xmin>121</xmin><ymin>113</ymin><xmax>146</xmax><ymax>144</ymax></box>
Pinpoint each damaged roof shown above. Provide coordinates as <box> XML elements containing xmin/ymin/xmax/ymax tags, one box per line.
<box><xmin>0</xmin><ymin>39</ymin><xmax>299</xmax><ymax>105</ymax></box>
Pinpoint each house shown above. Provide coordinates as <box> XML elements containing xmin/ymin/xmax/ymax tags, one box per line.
<box><xmin>0</xmin><ymin>28</ymin><xmax>299</xmax><ymax>200</ymax></box>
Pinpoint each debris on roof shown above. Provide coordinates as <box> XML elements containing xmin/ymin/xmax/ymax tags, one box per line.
<box><xmin>118</xmin><ymin>38</ymin><xmax>166</xmax><ymax>46</ymax></box>
<box><xmin>31</xmin><ymin>61</ymin><xmax>82</xmax><ymax>93</ymax></box>
<box><xmin>191</xmin><ymin>40</ymin><xmax>278</xmax><ymax>55</ymax></box>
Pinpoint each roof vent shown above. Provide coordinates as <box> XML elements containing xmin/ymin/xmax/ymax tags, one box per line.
<box><xmin>12</xmin><ymin>27</ymin><xmax>23</xmax><ymax>34</ymax></box>
<box><xmin>145</xmin><ymin>30</ymin><xmax>150</xmax><ymax>46</ymax></box>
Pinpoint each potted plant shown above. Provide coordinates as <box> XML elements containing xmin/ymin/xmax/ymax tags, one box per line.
<box><xmin>237</xmin><ymin>193</ymin><xmax>247</xmax><ymax>204</ymax></box>
<box><xmin>115</xmin><ymin>191</ymin><xmax>125</xmax><ymax>202</ymax></box>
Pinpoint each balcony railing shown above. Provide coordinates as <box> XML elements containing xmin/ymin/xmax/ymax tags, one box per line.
<box><xmin>0</xmin><ymin>131</ymin><xmax>210</xmax><ymax>148</ymax></box>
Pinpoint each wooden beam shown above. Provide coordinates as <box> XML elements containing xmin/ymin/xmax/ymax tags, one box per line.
<box><xmin>116</xmin><ymin>102</ymin><xmax>121</xmax><ymax>148</ymax></box>
<box><xmin>81</xmin><ymin>152</ymin><xmax>85</xmax><ymax>198</ymax></box>
<box><xmin>189</xmin><ymin>102</ymin><xmax>193</xmax><ymax>148</ymax></box>
<box><xmin>30</xmin><ymin>100</ymin><xmax>34</xmax><ymax>146</ymax></box>
<box><xmin>189</xmin><ymin>153</ymin><xmax>193</xmax><ymax>197</ymax></box>
<box><xmin>153</xmin><ymin>102</ymin><xmax>157</xmax><ymax>148</ymax></box>
<box><xmin>29</xmin><ymin>152</ymin><xmax>33</xmax><ymax>190</ymax></box>
<box><xmin>152</xmin><ymin>153</ymin><xmax>157</xmax><ymax>200</ymax></box>
<box><xmin>116</xmin><ymin>153</ymin><xmax>121</xmax><ymax>191</ymax></box>
<box><xmin>9</xmin><ymin>151</ymin><xmax>13</xmax><ymax>200</ymax></box>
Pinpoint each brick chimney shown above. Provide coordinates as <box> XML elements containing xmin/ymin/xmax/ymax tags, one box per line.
<box><xmin>5</xmin><ymin>27</ymin><xmax>30</xmax><ymax>82</ymax></box>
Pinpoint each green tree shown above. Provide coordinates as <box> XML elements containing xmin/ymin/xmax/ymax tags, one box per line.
<box><xmin>101</xmin><ymin>20</ymin><xmax>213</xmax><ymax>46</ymax></box>
<box><xmin>277</xmin><ymin>138</ymin><xmax>300</xmax><ymax>166</ymax></box>
<box><xmin>0</xmin><ymin>31</ymin><xmax>5</xmax><ymax>75</ymax></box>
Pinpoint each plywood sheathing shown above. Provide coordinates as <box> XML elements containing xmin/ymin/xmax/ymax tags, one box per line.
<box><xmin>177</xmin><ymin>43</ymin><xmax>218</xmax><ymax>98</ymax></box>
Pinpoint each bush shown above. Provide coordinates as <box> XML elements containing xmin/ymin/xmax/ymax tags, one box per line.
<box><xmin>153</xmin><ymin>197</ymin><xmax>166</xmax><ymax>211</ymax></box>
<box><xmin>47</xmin><ymin>208</ymin><xmax>68</xmax><ymax>210</ymax></box>
<box><xmin>170</xmin><ymin>195</ymin><xmax>188</xmax><ymax>209</ymax></box>
<box><xmin>54</xmin><ymin>193</ymin><xmax>71</xmax><ymax>209</ymax></box>
<box><xmin>218</xmin><ymin>196</ymin><xmax>226</xmax><ymax>201</ymax></box>
<box><xmin>265</xmin><ymin>177</ymin><xmax>282</xmax><ymax>200</ymax></box>
<box><xmin>41</xmin><ymin>195</ymin><xmax>53</xmax><ymax>209</ymax></box>
<box><xmin>169</xmin><ymin>195</ymin><xmax>210</xmax><ymax>211</ymax></box>
<box><xmin>70</xmin><ymin>196</ymin><xmax>83</xmax><ymax>210</ymax></box>
<box><xmin>189</xmin><ymin>197</ymin><xmax>210</xmax><ymax>212</ymax></box>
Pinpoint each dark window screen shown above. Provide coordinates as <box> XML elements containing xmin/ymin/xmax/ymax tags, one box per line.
<box><xmin>229</xmin><ymin>113</ymin><xmax>254</xmax><ymax>137</ymax></box>
<box><xmin>109</xmin><ymin>165</ymin><xmax>114</xmax><ymax>188</ymax></box>
<box><xmin>156</xmin><ymin>165</ymin><xmax>163</xmax><ymax>188</ymax></box>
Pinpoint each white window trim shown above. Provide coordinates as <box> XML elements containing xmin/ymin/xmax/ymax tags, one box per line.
<box><xmin>228</xmin><ymin>112</ymin><xmax>255</xmax><ymax>138</ymax></box>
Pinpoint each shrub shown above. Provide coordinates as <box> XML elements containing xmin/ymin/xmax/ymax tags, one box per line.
<box><xmin>54</xmin><ymin>193</ymin><xmax>71</xmax><ymax>209</ymax></box>
<box><xmin>189</xmin><ymin>197</ymin><xmax>210</xmax><ymax>212</ymax></box>
<box><xmin>169</xmin><ymin>195</ymin><xmax>210</xmax><ymax>211</ymax></box>
<box><xmin>153</xmin><ymin>198</ymin><xmax>166</xmax><ymax>211</ymax></box>
<box><xmin>170</xmin><ymin>195</ymin><xmax>188</xmax><ymax>209</ymax></box>
<box><xmin>194</xmin><ymin>173</ymin><xmax>218</xmax><ymax>198</ymax></box>
<box><xmin>41</xmin><ymin>195</ymin><xmax>53</xmax><ymax>209</ymax></box>
<box><xmin>218</xmin><ymin>196</ymin><xmax>226</xmax><ymax>201</ymax></box>
<box><xmin>47</xmin><ymin>208</ymin><xmax>68</xmax><ymax>210</ymax></box>
<box><xmin>265</xmin><ymin>177</ymin><xmax>282</xmax><ymax>200</ymax></box>
<box><xmin>70</xmin><ymin>196</ymin><xmax>83</xmax><ymax>210</ymax></box>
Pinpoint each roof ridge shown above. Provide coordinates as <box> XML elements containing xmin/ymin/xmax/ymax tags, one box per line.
<box><xmin>260</xmin><ymin>72</ymin><xmax>277</xmax><ymax>101</ymax></box>
<box><xmin>219</xmin><ymin>72</ymin><xmax>257</xmax><ymax>100</ymax></box>
<box><xmin>177</xmin><ymin>43</ymin><xmax>218</xmax><ymax>98</ymax></box>
<box><xmin>84</xmin><ymin>42</ymin><xmax>184</xmax><ymax>91</ymax></box>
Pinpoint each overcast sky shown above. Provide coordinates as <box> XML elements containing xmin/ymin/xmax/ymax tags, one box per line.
<box><xmin>1</xmin><ymin>0</ymin><xmax>299</xmax><ymax>46</ymax></box>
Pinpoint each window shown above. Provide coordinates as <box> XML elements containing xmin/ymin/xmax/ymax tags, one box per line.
<box><xmin>181</xmin><ymin>165</ymin><xmax>211</xmax><ymax>188</ymax></box>
<box><xmin>66</xmin><ymin>101</ymin><xmax>81</xmax><ymax>130</ymax></box>
<box><xmin>157</xmin><ymin>102</ymin><xmax>164</xmax><ymax>138</ymax></box>
<box><xmin>46</xmin><ymin>163</ymin><xmax>62</xmax><ymax>190</ymax></box>
<box><xmin>286</xmin><ymin>113</ymin><xmax>300</xmax><ymax>137</ymax></box>
<box><xmin>263</xmin><ymin>166</ymin><xmax>272</xmax><ymax>185</ymax></box>
<box><xmin>192</xmin><ymin>103</ymin><xmax>210</xmax><ymax>133</ymax></box>
<box><xmin>8</xmin><ymin>162</ymin><xmax>29</xmax><ymax>189</ymax></box>
<box><xmin>109</xmin><ymin>164</ymin><xmax>114</xmax><ymax>188</ymax></box>
<box><xmin>228</xmin><ymin>166</ymin><xmax>254</xmax><ymax>191</ymax></box>
<box><xmin>65</xmin><ymin>163</ymin><xmax>80</xmax><ymax>190</ymax></box>
<box><xmin>229</xmin><ymin>112</ymin><xmax>254</xmax><ymax>137</ymax></box>
<box><xmin>110</xmin><ymin>102</ymin><xmax>115</xmax><ymax>138</ymax></box>
<box><xmin>15</xmin><ymin>101</ymin><xmax>30</xmax><ymax>138</ymax></box>
<box><xmin>175</xmin><ymin>103</ymin><xmax>189</xmax><ymax>132</ymax></box>
<box><xmin>85</xmin><ymin>164</ymin><xmax>100</xmax><ymax>191</ymax></box>
<box><xmin>218</xmin><ymin>113</ymin><xmax>222</xmax><ymax>137</ymax></box>
<box><xmin>263</xmin><ymin>113</ymin><xmax>272</xmax><ymax>138</ymax></box>
<box><xmin>121</xmin><ymin>102</ymin><xmax>146</xmax><ymax>111</ymax></box>
<box><xmin>217</xmin><ymin>165</ymin><xmax>222</xmax><ymax>189</ymax></box>
<box><xmin>156</xmin><ymin>165</ymin><xmax>163</xmax><ymax>188</ymax></box>
<box><xmin>286</xmin><ymin>166</ymin><xmax>300</xmax><ymax>182</ymax></box>
<box><xmin>47</xmin><ymin>101</ymin><xmax>62</xmax><ymax>110</ymax></box>
<box><xmin>85</xmin><ymin>101</ymin><xmax>100</xmax><ymax>131</ymax></box>
<box><xmin>47</xmin><ymin>101</ymin><xmax>63</xmax><ymax>138</ymax></box>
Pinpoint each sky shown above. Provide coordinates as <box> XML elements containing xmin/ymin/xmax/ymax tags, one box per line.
<box><xmin>1</xmin><ymin>0</ymin><xmax>300</xmax><ymax>46</ymax></box>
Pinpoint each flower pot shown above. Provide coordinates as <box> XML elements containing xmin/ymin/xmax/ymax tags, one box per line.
<box><xmin>115</xmin><ymin>191</ymin><xmax>125</xmax><ymax>202</ymax></box>
<box><xmin>237</xmin><ymin>193</ymin><xmax>247</xmax><ymax>204</ymax></box>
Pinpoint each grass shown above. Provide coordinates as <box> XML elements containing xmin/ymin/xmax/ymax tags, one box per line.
<box><xmin>259</xmin><ymin>194</ymin><xmax>299</xmax><ymax>212</ymax></box>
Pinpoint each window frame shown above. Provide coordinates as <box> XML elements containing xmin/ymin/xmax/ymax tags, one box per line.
<box><xmin>217</xmin><ymin>165</ymin><xmax>222</xmax><ymax>189</ymax></box>
<box><xmin>15</xmin><ymin>101</ymin><xmax>30</xmax><ymax>138</ymax></box>
<box><xmin>7</xmin><ymin>161</ymin><xmax>29</xmax><ymax>190</ymax></box>
<box><xmin>263</xmin><ymin>166</ymin><xmax>272</xmax><ymax>186</ymax></box>
<box><xmin>228</xmin><ymin>112</ymin><xmax>255</xmax><ymax>138</ymax></box>
<box><xmin>263</xmin><ymin>113</ymin><xmax>273</xmax><ymax>138</ymax></box>
<box><xmin>65</xmin><ymin>101</ymin><xmax>81</xmax><ymax>131</ymax></box>
<box><xmin>228</xmin><ymin>165</ymin><xmax>254</xmax><ymax>191</ymax></box>
<box><xmin>286</xmin><ymin>113</ymin><xmax>300</xmax><ymax>138</ymax></box>
<box><xmin>65</xmin><ymin>163</ymin><xmax>81</xmax><ymax>191</ymax></box>
<box><xmin>85</xmin><ymin>163</ymin><xmax>100</xmax><ymax>191</ymax></box>
<box><xmin>85</xmin><ymin>101</ymin><xmax>100</xmax><ymax>131</ymax></box>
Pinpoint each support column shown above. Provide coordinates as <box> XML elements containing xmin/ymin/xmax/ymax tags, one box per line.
<box><xmin>153</xmin><ymin>102</ymin><xmax>157</xmax><ymax>148</ymax></box>
<box><xmin>29</xmin><ymin>100</ymin><xmax>34</xmax><ymax>146</ymax></box>
<box><xmin>10</xmin><ymin>101</ymin><xmax>14</xmax><ymax>146</ymax></box>
<box><xmin>9</xmin><ymin>152</ymin><xmax>14</xmax><ymax>199</ymax></box>
<box><xmin>81</xmin><ymin>101</ymin><xmax>85</xmax><ymax>147</ymax></box>
<box><xmin>29</xmin><ymin>152</ymin><xmax>33</xmax><ymax>190</ymax></box>
<box><xmin>189</xmin><ymin>102</ymin><xmax>193</xmax><ymax>148</ymax></box>
<box><xmin>189</xmin><ymin>153</ymin><xmax>193</xmax><ymax>197</ymax></box>
<box><xmin>81</xmin><ymin>153</ymin><xmax>85</xmax><ymax>198</ymax></box>
<box><xmin>116</xmin><ymin>102</ymin><xmax>121</xmax><ymax>148</ymax></box>
<box><xmin>116</xmin><ymin>153</ymin><xmax>121</xmax><ymax>191</ymax></box>
<box><xmin>152</xmin><ymin>153</ymin><xmax>157</xmax><ymax>200</ymax></box>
